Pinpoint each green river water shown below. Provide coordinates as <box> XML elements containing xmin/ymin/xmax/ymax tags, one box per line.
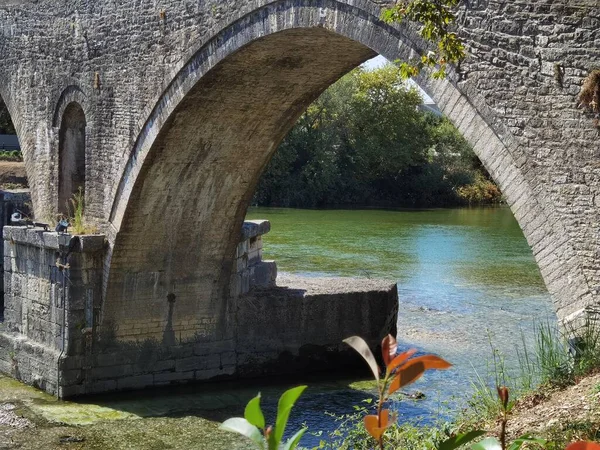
<box><xmin>0</xmin><ymin>207</ymin><xmax>554</xmax><ymax>449</ymax></box>
<box><xmin>244</xmin><ymin>206</ymin><xmax>554</xmax><ymax>447</ymax></box>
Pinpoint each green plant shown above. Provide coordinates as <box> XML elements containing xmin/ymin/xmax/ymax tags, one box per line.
<box><xmin>381</xmin><ymin>0</ymin><xmax>466</xmax><ymax>79</ymax></box>
<box><xmin>344</xmin><ymin>334</ymin><xmax>452</xmax><ymax>449</ymax></box>
<box><xmin>67</xmin><ymin>187</ymin><xmax>97</xmax><ymax>235</ymax></box>
<box><xmin>220</xmin><ymin>386</ymin><xmax>307</xmax><ymax>450</ymax></box>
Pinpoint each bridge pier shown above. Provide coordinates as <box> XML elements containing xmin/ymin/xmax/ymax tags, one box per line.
<box><xmin>0</xmin><ymin>227</ymin><xmax>104</xmax><ymax>396</ymax></box>
<box><xmin>0</xmin><ymin>222</ymin><xmax>397</xmax><ymax>397</ymax></box>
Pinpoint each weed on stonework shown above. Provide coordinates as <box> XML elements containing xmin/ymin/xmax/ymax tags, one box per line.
<box><xmin>65</xmin><ymin>187</ymin><xmax>98</xmax><ymax>235</ymax></box>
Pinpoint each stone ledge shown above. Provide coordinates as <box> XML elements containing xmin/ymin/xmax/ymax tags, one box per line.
<box><xmin>240</xmin><ymin>220</ymin><xmax>270</xmax><ymax>241</ymax></box>
<box><xmin>275</xmin><ymin>272</ymin><xmax>397</xmax><ymax>295</ymax></box>
<box><xmin>3</xmin><ymin>226</ymin><xmax>105</xmax><ymax>253</ymax></box>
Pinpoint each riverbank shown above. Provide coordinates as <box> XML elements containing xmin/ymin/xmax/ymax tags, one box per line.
<box><xmin>0</xmin><ymin>369</ymin><xmax>598</xmax><ymax>449</ymax></box>
<box><xmin>506</xmin><ymin>373</ymin><xmax>600</xmax><ymax>444</ymax></box>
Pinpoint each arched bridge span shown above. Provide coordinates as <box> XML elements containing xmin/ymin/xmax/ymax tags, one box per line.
<box><xmin>0</xmin><ymin>0</ymin><xmax>599</xmax><ymax>395</ymax></box>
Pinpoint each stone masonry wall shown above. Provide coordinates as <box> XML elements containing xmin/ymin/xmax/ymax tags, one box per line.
<box><xmin>0</xmin><ymin>227</ymin><xmax>104</xmax><ymax>396</ymax></box>
<box><xmin>231</xmin><ymin>220</ymin><xmax>277</xmax><ymax>299</ymax></box>
<box><xmin>0</xmin><ymin>189</ymin><xmax>30</xmax><ymax>318</ymax></box>
<box><xmin>236</xmin><ymin>275</ymin><xmax>399</xmax><ymax>377</ymax></box>
<box><xmin>0</xmin><ymin>220</ymin><xmax>398</xmax><ymax>397</ymax></box>
<box><xmin>0</xmin><ymin>0</ymin><xmax>599</xmax><ymax>386</ymax></box>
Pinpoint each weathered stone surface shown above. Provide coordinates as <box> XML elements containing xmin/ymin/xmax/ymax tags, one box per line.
<box><xmin>0</xmin><ymin>221</ymin><xmax>399</xmax><ymax>397</ymax></box>
<box><xmin>0</xmin><ymin>0</ymin><xmax>595</xmax><ymax>324</ymax></box>
<box><xmin>235</xmin><ymin>274</ymin><xmax>399</xmax><ymax>376</ymax></box>
<box><xmin>0</xmin><ymin>0</ymin><xmax>598</xmax><ymax>394</ymax></box>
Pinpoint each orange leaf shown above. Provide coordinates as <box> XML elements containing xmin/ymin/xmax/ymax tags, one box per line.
<box><xmin>364</xmin><ymin>410</ymin><xmax>393</xmax><ymax>440</ymax></box>
<box><xmin>389</xmin><ymin>355</ymin><xmax>452</xmax><ymax>394</ymax></box>
<box><xmin>381</xmin><ymin>335</ymin><xmax>398</xmax><ymax>366</ymax></box>
<box><xmin>566</xmin><ymin>443</ymin><xmax>600</xmax><ymax>450</ymax></box>
<box><xmin>387</xmin><ymin>348</ymin><xmax>418</xmax><ymax>374</ymax></box>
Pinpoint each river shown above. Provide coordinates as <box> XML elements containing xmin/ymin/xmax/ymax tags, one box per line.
<box><xmin>244</xmin><ymin>206</ymin><xmax>555</xmax><ymax>447</ymax></box>
<box><xmin>0</xmin><ymin>206</ymin><xmax>555</xmax><ymax>449</ymax></box>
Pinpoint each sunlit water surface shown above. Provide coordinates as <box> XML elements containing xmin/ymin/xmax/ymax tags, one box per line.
<box><xmin>242</xmin><ymin>206</ymin><xmax>554</xmax><ymax>447</ymax></box>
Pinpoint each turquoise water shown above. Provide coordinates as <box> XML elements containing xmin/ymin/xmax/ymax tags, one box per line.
<box><xmin>245</xmin><ymin>206</ymin><xmax>554</xmax><ymax>445</ymax></box>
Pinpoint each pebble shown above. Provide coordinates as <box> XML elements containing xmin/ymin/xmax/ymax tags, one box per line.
<box><xmin>0</xmin><ymin>404</ymin><xmax>32</xmax><ymax>430</ymax></box>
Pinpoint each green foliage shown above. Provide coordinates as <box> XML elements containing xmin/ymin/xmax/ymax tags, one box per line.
<box><xmin>456</xmin><ymin>172</ymin><xmax>503</xmax><ymax>205</ymax></box>
<box><xmin>220</xmin><ymin>386</ymin><xmax>307</xmax><ymax>450</ymax></box>
<box><xmin>0</xmin><ymin>150</ymin><xmax>22</xmax><ymax>162</ymax></box>
<box><xmin>255</xmin><ymin>65</ymin><xmax>496</xmax><ymax>208</ymax></box>
<box><xmin>67</xmin><ymin>187</ymin><xmax>97</xmax><ymax>235</ymax></box>
<box><xmin>344</xmin><ymin>334</ymin><xmax>452</xmax><ymax>449</ymax></box>
<box><xmin>380</xmin><ymin>0</ymin><xmax>466</xmax><ymax>79</ymax></box>
<box><xmin>314</xmin><ymin>413</ymin><xmax>459</xmax><ymax>450</ymax></box>
<box><xmin>0</xmin><ymin>97</ymin><xmax>16</xmax><ymax>135</ymax></box>
<box><xmin>221</xmin><ymin>326</ymin><xmax>600</xmax><ymax>450</ymax></box>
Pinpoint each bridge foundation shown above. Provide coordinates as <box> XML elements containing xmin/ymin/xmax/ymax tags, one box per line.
<box><xmin>0</xmin><ymin>223</ymin><xmax>398</xmax><ymax>397</ymax></box>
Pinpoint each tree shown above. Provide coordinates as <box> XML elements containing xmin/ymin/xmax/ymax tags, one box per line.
<box><xmin>381</xmin><ymin>0</ymin><xmax>466</xmax><ymax>79</ymax></box>
<box><xmin>0</xmin><ymin>97</ymin><xmax>16</xmax><ymax>135</ymax></box>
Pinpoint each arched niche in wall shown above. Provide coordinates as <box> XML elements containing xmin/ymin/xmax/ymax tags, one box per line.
<box><xmin>58</xmin><ymin>102</ymin><xmax>86</xmax><ymax>214</ymax></box>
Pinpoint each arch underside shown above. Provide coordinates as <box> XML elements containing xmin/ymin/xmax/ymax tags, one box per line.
<box><xmin>103</xmin><ymin>3</ymin><xmax>593</xmax><ymax>346</ymax></box>
<box><xmin>104</xmin><ymin>28</ymin><xmax>376</xmax><ymax>342</ymax></box>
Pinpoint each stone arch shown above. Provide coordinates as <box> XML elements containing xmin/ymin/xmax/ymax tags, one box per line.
<box><xmin>57</xmin><ymin>102</ymin><xmax>87</xmax><ymax>214</ymax></box>
<box><xmin>102</xmin><ymin>0</ymin><xmax>592</xmax><ymax>347</ymax></box>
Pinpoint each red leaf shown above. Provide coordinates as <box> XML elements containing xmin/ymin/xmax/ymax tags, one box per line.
<box><xmin>387</xmin><ymin>348</ymin><xmax>418</xmax><ymax>374</ymax></box>
<box><xmin>566</xmin><ymin>443</ymin><xmax>600</xmax><ymax>450</ymax></box>
<box><xmin>497</xmin><ymin>386</ymin><xmax>509</xmax><ymax>408</ymax></box>
<box><xmin>389</xmin><ymin>355</ymin><xmax>452</xmax><ymax>394</ymax></box>
<box><xmin>381</xmin><ymin>335</ymin><xmax>398</xmax><ymax>366</ymax></box>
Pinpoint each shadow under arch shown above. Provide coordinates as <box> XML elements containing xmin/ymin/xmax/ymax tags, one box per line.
<box><xmin>57</xmin><ymin>101</ymin><xmax>87</xmax><ymax>214</ymax></box>
<box><xmin>102</xmin><ymin>0</ymin><xmax>592</xmax><ymax>348</ymax></box>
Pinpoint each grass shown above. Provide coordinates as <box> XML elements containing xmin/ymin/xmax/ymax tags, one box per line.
<box><xmin>66</xmin><ymin>187</ymin><xmax>98</xmax><ymax>235</ymax></box>
<box><xmin>315</xmin><ymin>318</ymin><xmax>600</xmax><ymax>449</ymax></box>
<box><xmin>465</xmin><ymin>316</ymin><xmax>600</xmax><ymax>426</ymax></box>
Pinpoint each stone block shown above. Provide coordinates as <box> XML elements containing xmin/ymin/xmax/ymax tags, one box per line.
<box><xmin>249</xmin><ymin>261</ymin><xmax>277</xmax><ymax>288</ymax></box>
<box><xmin>86</xmin><ymin>380</ymin><xmax>118</xmax><ymax>394</ymax></box>
<box><xmin>154</xmin><ymin>370</ymin><xmax>194</xmax><ymax>384</ymax></box>
<box><xmin>152</xmin><ymin>359</ymin><xmax>176</xmax><ymax>372</ymax></box>
<box><xmin>91</xmin><ymin>364</ymin><xmax>133</xmax><ymax>380</ymax></box>
<box><xmin>175</xmin><ymin>356</ymin><xmax>204</xmax><ymax>372</ymax></box>
<box><xmin>78</xmin><ymin>235</ymin><xmax>106</xmax><ymax>253</ymax></box>
<box><xmin>240</xmin><ymin>220</ymin><xmax>271</xmax><ymax>241</ymax></box>
<box><xmin>117</xmin><ymin>374</ymin><xmax>154</xmax><ymax>390</ymax></box>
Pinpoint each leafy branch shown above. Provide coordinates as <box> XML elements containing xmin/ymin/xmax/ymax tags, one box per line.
<box><xmin>381</xmin><ymin>0</ymin><xmax>466</xmax><ymax>79</ymax></box>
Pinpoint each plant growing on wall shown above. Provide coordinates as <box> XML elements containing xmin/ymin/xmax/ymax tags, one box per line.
<box><xmin>381</xmin><ymin>0</ymin><xmax>466</xmax><ymax>79</ymax></box>
<box><xmin>578</xmin><ymin>69</ymin><xmax>600</xmax><ymax>127</ymax></box>
<box><xmin>65</xmin><ymin>187</ymin><xmax>97</xmax><ymax>235</ymax></box>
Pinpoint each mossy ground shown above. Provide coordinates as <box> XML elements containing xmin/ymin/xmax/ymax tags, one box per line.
<box><xmin>0</xmin><ymin>376</ymin><xmax>243</xmax><ymax>450</ymax></box>
<box><xmin>0</xmin><ymin>373</ymin><xmax>377</xmax><ymax>449</ymax></box>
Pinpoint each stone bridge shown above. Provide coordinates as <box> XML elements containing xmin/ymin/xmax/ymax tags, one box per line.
<box><xmin>0</xmin><ymin>0</ymin><xmax>599</xmax><ymax>395</ymax></box>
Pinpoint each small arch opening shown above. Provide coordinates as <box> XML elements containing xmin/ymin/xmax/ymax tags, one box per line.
<box><xmin>58</xmin><ymin>102</ymin><xmax>86</xmax><ymax>214</ymax></box>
